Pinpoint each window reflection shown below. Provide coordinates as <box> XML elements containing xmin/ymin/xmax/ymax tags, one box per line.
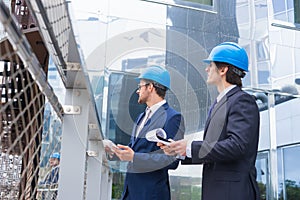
<box><xmin>182</xmin><ymin>0</ymin><xmax>212</xmax><ymax>6</ymax></box>
<box><xmin>256</xmin><ymin>152</ymin><xmax>269</xmax><ymax>200</ymax></box>
<box><xmin>255</xmin><ymin>0</ymin><xmax>268</xmax><ymax>19</ymax></box>
<box><xmin>272</xmin><ymin>0</ymin><xmax>296</xmax><ymax>23</ymax></box>
<box><xmin>82</xmin><ymin>0</ymin><xmax>300</xmax><ymax>199</ymax></box>
<box><xmin>278</xmin><ymin>145</ymin><xmax>300</xmax><ymax>200</ymax></box>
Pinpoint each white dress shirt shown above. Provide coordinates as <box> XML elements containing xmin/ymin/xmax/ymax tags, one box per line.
<box><xmin>136</xmin><ymin>99</ymin><xmax>166</xmax><ymax>137</ymax></box>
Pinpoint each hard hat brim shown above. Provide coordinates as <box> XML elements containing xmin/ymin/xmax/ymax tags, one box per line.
<box><xmin>203</xmin><ymin>59</ymin><xmax>212</xmax><ymax>64</ymax></box>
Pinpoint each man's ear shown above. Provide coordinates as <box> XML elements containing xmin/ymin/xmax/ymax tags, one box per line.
<box><xmin>148</xmin><ymin>83</ymin><xmax>154</xmax><ymax>91</ymax></box>
<box><xmin>220</xmin><ymin>66</ymin><xmax>228</xmax><ymax>75</ymax></box>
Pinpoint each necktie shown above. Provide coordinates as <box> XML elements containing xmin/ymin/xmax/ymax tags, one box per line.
<box><xmin>136</xmin><ymin>108</ymin><xmax>151</xmax><ymax>137</ymax></box>
<box><xmin>207</xmin><ymin>99</ymin><xmax>217</xmax><ymax>119</ymax></box>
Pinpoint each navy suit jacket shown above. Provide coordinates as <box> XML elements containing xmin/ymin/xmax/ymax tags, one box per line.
<box><xmin>121</xmin><ymin>102</ymin><xmax>185</xmax><ymax>200</ymax></box>
<box><xmin>183</xmin><ymin>86</ymin><xmax>260</xmax><ymax>200</ymax></box>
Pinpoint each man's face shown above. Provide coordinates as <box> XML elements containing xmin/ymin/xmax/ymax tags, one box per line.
<box><xmin>136</xmin><ymin>80</ymin><xmax>150</xmax><ymax>104</ymax></box>
<box><xmin>205</xmin><ymin>62</ymin><xmax>222</xmax><ymax>85</ymax></box>
<box><xmin>49</xmin><ymin>158</ymin><xmax>59</xmax><ymax>167</ymax></box>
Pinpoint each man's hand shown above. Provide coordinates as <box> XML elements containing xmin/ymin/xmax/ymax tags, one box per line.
<box><xmin>113</xmin><ymin>144</ymin><xmax>134</xmax><ymax>161</ymax></box>
<box><xmin>157</xmin><ymin>140</ymin><xmax>176</xmax><ymax>156</ymax></box>
<box><xmin>102</xmin><ymin>139</ymin><xmax>116</xmax><ymax>158</ymax></box>
<box><xmin>158</xmin><ymin>139</ymin><xmax>187</xmax><ymax>156</ymax></box>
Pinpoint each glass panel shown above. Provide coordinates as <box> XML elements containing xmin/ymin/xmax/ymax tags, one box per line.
<box><xmin>256</xmin><ymin>152</ymin><xmax>269</xmax><ymax>200</ymax></box>
<box><xmin>182</xmin><ymin>0</ymin><xmax>212</xmax><ymax>6</ymax></box>
<box><xmin>277</xmin><ymin>149</ymin><xmax>285</xmax><ymax>199</ymax></box>
<box><xmin>69</xmin><ymin>0</ymin><xmax>300</xmax><ymax>199</ymax></box>
<box><xmin>272</xmin><ymin>0</ymin><xmax>298</xmax><ymax>23</ymax></box>
<box><xmin>274</xmin><ymin>12</ymin><xmax>288</xmax><ymax>21</ymax></box>
<box><xmin>236</xmin><ymin>3</ymin><xmax>250</xmax><ymax>24</ymax></box>
<box><xmin>141</xmin><ymin>0</ymin><xmax>214</xmax><ymax>9</ymax></box>
<box><xmin>256</xmin><ymin>41</ymin><xmax>268</xmax><ymax>61</ymax></box>
<box><xmin>106</xmin><ymin>72</ymin><xmax>144</xmax><ymax>144</ymax></box>
<box><xmin>288</xmin><ymin>9</ymin><xmax>295</xmax><ymax>23</ymax></box>
<box><xmin>272</xmin><ymin>0</ymin><xmax>286</xmax><ymax>13</ymax></box>
<box><xmin>255</xmin><ymin>0</ymin><xmax>268</xmax><ymax>19</ymax></box>
<box><xmin>282</xmin><ymin>146</ymin><xmax>300</xmax><ymax>199</ymax></box>
<box><xmin>294</xmin><ymin>0</ymin><xmax>300</xmax><ymax>23</ymax></box>
<box><xmin>258</xmin><ymin>69</ymin><xmax>270</xmax><ymax>84</ymax></box>
<box><xmin>287</xmin><ymin>0</ymin><xmax>294</xmax><ymax>9</ymax></box>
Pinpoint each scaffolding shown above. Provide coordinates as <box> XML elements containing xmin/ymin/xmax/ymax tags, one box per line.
<box><xmin>0</xmin><ymin>0</ymin><xmax>108</xmax><ymax>199</ymax></box>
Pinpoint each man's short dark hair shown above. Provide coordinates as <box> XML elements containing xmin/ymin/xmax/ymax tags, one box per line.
<box><xmin>215</xmin><ymin>61</ymin><xmax>244</xmax><ymax>87</ymax></box>
<box><xmin>143</xmin><ymin>79</ymin><xmax>167</xmax><ymax>98</ymax></box>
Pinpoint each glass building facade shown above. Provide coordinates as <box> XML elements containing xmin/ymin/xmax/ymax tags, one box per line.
<box><xmin>69</xmin><ymin>0</ymin><xmax>300</xmax><ymax>199</ymax></box>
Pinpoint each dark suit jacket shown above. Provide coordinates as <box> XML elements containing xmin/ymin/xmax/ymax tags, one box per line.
<box><xmin>121</xmin><ymin>102</ymin><xmax>185</xmax><ymax>200</ymax></box>
<box><xmin>183</xmin><ymin>86</ymin><xmax>260</xmax><ymax>200</ymax></box>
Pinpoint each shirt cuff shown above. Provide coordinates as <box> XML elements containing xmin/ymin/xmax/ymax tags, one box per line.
<box><xmin>186</xmin><ymin>140</ymin><xmax>193</xmax><ymax>158</ymax></box>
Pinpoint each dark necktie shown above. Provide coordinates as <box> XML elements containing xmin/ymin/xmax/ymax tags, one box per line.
<box><xmin>207</xmin><ymin>99</ymin><xmax>217</xmax><ymax>119</ymax></box>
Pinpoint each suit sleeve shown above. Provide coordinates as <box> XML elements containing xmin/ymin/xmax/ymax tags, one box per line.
<box><xmin>132</xmin><ymin>114</ymin><xmax>185</xmax><ymax>172</ymax></box>
<box><xmin>190</xmin><ymin>94</ymin><xmax>259</xmax><ymax>164</ymax></box>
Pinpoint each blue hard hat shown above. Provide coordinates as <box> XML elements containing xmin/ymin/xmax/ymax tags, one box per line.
<box><xmin>50</xmin><ymin>152</ymin><xmax>60</xmax><ymax>160</ymax></box>
<box><xmin>136</xmin><ymin>65</ymin><xmax>170</xmax><ymax>89</ymax></box>
<box><xmin>203</xmin><ymin>42</ymin><xmax>249</xmax><ymax>72</ymax></box>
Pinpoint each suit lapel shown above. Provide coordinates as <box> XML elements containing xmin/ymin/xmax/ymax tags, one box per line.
<box><xmin>131</xmin><ymin>103</ymin><xmax>168</xmax><ymax>148</ymax></box>
<box><xmin>204</xmin><ymin>98</ymin><xmax>226</xmax><ymax>136</ymax></box>
<box><xmin>204</xmin><ymin>87</ymin><xmax>241</xmax><ymax>138</ymax></box>
<box><xmin>140</xmin><ymin>105</ymin><xmax>166</xmax><ymax>136</ymax></box>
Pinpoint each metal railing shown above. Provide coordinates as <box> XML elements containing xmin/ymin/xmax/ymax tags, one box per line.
<box><xmin>0</xmin><ymin>0</ymin><xmax>64</xmax><ymax>199</ymax></box>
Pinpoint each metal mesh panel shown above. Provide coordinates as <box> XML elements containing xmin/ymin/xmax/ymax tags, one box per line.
<box><xmin>0</xmin><ymin>38</ymin><xmax>43</xmax><ymax>199</ymax></box>
<box><xmin>40</xmin><ymin>0</ymin><xmax>70</xmax><ymax>63</ymax></box>
<box><xmin>27</xmin><ymin>0</ymin><xmax>72</xmax><ymax>81</ymax></box>
<box><xmin>0</xmin><ymin>1</ymin><xmax>63</xmax><ymax>200</ymax></box>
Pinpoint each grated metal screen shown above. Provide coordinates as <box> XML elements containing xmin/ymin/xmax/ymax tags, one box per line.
<box><xmin>0</xmin><ymin>1</ymin><xmax>64</xmax><ymax>200</ymax></box>
<box><xmin>27</xmin><ymin>0</ymin><xmax>72</xmax><ymax>84</ymax></box>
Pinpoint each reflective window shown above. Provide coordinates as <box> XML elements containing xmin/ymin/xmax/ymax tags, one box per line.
<box><xmin>182</xmin><ymin>0</ymin><xmax>213</xmax><ymax>6</ymax></box>
<box><xmin>256</xmin><ymin>41</ymin><xmax>269</xmax><ymax>61</ymax></box>
<box><xmin>236</xmin><ymin>2</ymin><xmax>250</xmax><ymax>24</ymax></box>
<box><xmin>249</xmin><ymin>38</ymin><xmax>271</xmax><ymax>86</ymax></box>
<box><xmin>255</xmin><ymin>0</ymin><xmax>268</xmax><ymax>19</ymax></box>
<box><xmin>272</xmin><ymin>0</ymin><xmax>300</xmax><ymax>24</ymax></box>
<box><xmin>106</xmin><ymin>72</ymin><xmax>145</xmax><ymax>144</ymax></box>
<box><xmin>74</xmin><ymin>0</ymin><xmax>300</xmax><ymax>199</ymax></box>
<box><xmin>141</xmin><ymin>0</ymin><xmax>213</xmax><ymax>10</ymax></box>
<box><xmin>278</xmin><ymin>145</ymin><xmax>300</xmax><ymax>200</ymax></box>
<box><xmin>278</xmin><ymin>149</ymin><xmax>284</xmax><ymax>199</ymax></box>
<box><xmin>295</xmin><ymin>0</ymin><xmax>300</xmax><ymax>23</ymax></box>
<box><xmin>256</xmin><ymin>152</ymin><xmax>269</xmax><ymax>200</ymax></box>
<box><xmin>273</xmin><ymin>0</ymin><xmax>286</xmax><ymax>13</ymax></box>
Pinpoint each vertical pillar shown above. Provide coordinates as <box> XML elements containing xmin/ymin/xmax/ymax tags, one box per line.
<box><xmin>268</xmin><ymin>93</ymin><xmax>278</xmax><ymax>200</ymax></box>
<box><xmin>100</xmin><ymin>162</ymin><xmax>111</xmax><ymax>200</ymax></box>
<box><xmin>58</xmin><ymin>89</ymin><xmax>89</xmax><ymax>200</ymax></box>
<box><xmin>85</xmin><ymin>140</ymin><xmax>103</xmax><ymax>200</ymax></box>
<box><xmin>85</xmin><ymin>142</ymin><xmax>112</xmax><ymax>200</ymax></box>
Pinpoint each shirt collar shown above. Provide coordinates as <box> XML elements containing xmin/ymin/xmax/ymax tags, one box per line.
<box><xmin>147</xmin><ymin>99</ymin><xmax>166</xmax><ymax>117</ymax></box>
<box><xmin>217</xmin><ymin>85</ymin><xmax>236</xmax><ymax>102</ymax></box>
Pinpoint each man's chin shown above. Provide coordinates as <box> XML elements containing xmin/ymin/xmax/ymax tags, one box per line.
<box><xmin>138</xmin><ymin>99</ymin><xmax>146</xmax><ymax>104</ymax></box>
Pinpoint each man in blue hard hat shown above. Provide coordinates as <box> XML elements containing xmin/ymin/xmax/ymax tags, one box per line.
<box><xmin>39</xmin><ymin>152</ymin><xmax>60</xmax><ymax>199</ymax></box>
<box><xmin>40</xmin><ymin>152</ymin><xmax>60</xmax><ymax>185</ymax></box>
<box><xmin>112</xmin><ymin>65</ymin><xmax>185</xmax><ymax>200</ymax></box>
<box><xmin>159</xmin><ymin>42</ymin><xmax>260</xmax><ymax>200</ymax></box>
